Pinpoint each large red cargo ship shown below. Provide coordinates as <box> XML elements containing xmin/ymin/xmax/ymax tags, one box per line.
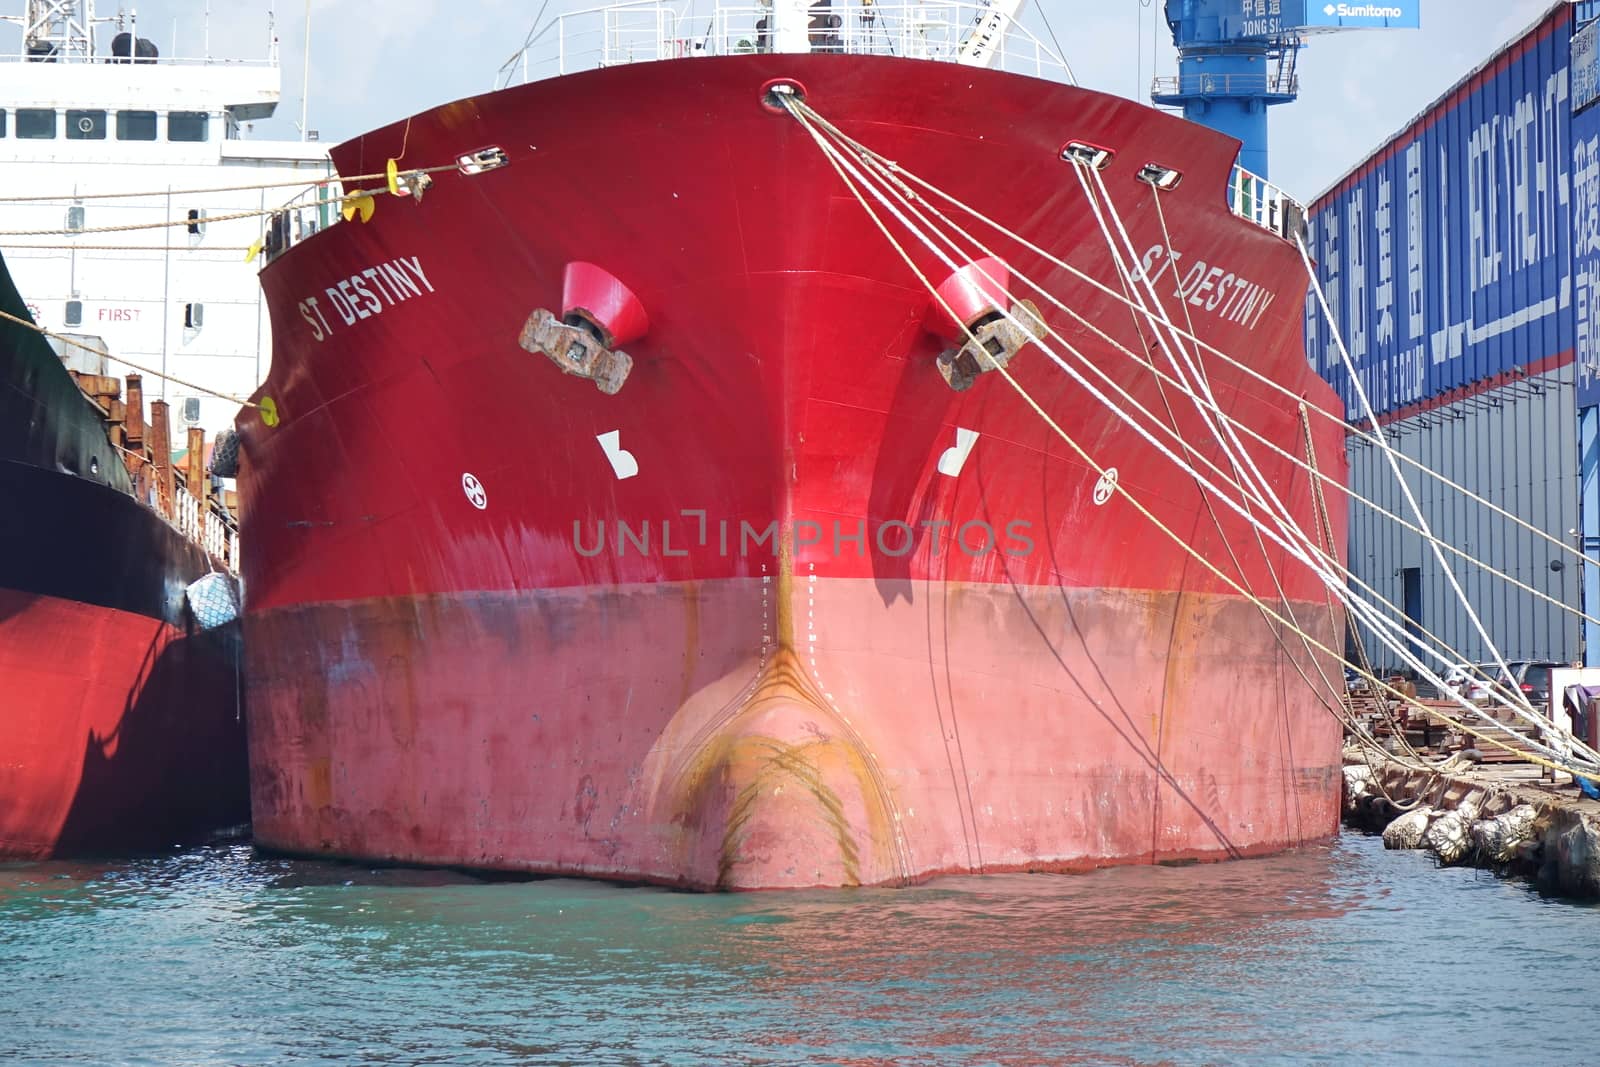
<box><xmin>0</xmin><ymin>249</ymin><xmax>249</xmax><ymax>859</ymax></box>
<box><xmin>236</xmin><ymin>5</ymin><xmax>1348</xmax><ymax>889</ymax></box>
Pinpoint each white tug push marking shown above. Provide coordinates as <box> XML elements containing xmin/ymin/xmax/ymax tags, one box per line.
<box><xmin>937</xmin><ymin>427</ymin><xmax>981</xmax><ymax>477</ymax></box>
<box><xmin>597</xmin><ymin>430</ymin><xmax>639</xmax><ymax>480</ymax></box>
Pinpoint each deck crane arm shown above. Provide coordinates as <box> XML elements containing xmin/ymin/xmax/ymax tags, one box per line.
<box><xmin>956</xmin><ymin>0</ymin><xmax>1029</xmax><ymax>68</ymax></box>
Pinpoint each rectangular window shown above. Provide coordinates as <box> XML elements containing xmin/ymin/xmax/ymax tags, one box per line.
<box><xmin>16</xmin><ymin>108</ymin><xmax>56</xmax><ymax>139</ymax></box>
<box><xmin>186</xmin><ymin>208</ymin><xmax>205</xmax><ymax>235</ymax></box>
<box><xmin>0</xmin><ymin>110</ymin><xmax>7</xmax><ymax>138</ymax></box>
<box><xmin>64</xmin><ymin>300</ymin><xmax>82</xmax><ymax>327</ymax></box>
<box><xmin>66</xmin><ymin>205</ymin><xmax>84</xmax><ymax>232</ymax></box>
<box><xmin>184</xmin><ymin>302</ymin><xmax>204</xmax><ymax>329</ymax></box>
<box><xmin>66</xmin><ymin>109</ymin><xmax>106</xmax><ymax>140</ymax></box>
<box><xmin>167</xmin><ymin>111</ymin><xmax>209</xmax><ymax>142</ymax></box>
<box><xmin>115</xmin><ymin>110</ymin><xmax>157</xmax><ymax>141</ymax></box>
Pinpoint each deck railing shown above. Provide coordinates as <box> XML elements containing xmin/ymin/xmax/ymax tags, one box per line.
<box><xmin>1228</xmin><ymin>165</ymin><xmax>1305</xmax><ymax>242</ymax></box>
<box><xmin>495</xmin><ymin>0</ymin><xmax>1075</xmax><ymax>88</ymax></box>
<box><xmin>173</xmin><ymin>483</ymin><xmax>240</xmax><ymax>574</ymax></box>
<box><xmin>259</xmin><ymin>181</ymin><xmax>344</xmax><ymax>266</ymax></box>
<box><xmin>261</xmin><ymin>8</ymin><xmax>1301</xmax><ymax>258</ymax></box>
<box><xmin>1150</xmin><ymin>71</ymin><xmax>1299</xmax><ymax>100</ymax></box>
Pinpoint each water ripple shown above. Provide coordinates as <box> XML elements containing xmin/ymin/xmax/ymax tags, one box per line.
<box><xmin>0</xmin><ymin>834</ymin><xmax>1593</xmax><ymax>1065</ymax></box>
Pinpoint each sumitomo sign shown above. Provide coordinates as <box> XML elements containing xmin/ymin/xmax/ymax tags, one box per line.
<box><xmin>1219</xmin><ymin>1</ymin><xmax>1419</xmax><ymax>40</ymax></box>
<box><xmin>1302</xmin><ymin>0</ymin><xmax>1420</xmax><ymax>28</ymax></box>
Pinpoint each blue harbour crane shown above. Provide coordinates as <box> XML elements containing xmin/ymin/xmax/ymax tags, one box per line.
<box><xmin>1153</xmin><ymin>1</ymin><xmax>1420</xmax><ymax>180</ymax></box>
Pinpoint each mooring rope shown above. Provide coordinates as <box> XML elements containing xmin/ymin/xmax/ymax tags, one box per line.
<box><xmin>0</xmin><ymin>307</ymin><xmax>261</xmax><ymax>409</ymax></box>
<box><xmin>793</xmin><ymin>101</ymin><xmax>1551</xmax><ymax>693</ymax></box>
<box><xmin>789</xmin><ymin>103</ymin><xmax>1600</xmax><ymax>582</ymax></box>
<box><xmin>790</xmin><ymin>100</ymin><xmax>1600</xmax><ymax>720</ymax></box>
<box><xmin>781</xmin><ymin>96</ymin><xmax>1599</xmax><ymax>777</ymax></box>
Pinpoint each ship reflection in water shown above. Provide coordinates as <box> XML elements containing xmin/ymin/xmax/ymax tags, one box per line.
<box><xmin>0</xmin><ymin>833</ymin><xmax>1590</xmax><ymax>1065</ymax></box>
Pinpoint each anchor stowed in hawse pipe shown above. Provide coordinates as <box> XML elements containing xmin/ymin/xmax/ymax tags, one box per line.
<box><xmin>519</xmin><ymin>262</ymin><xmax>646</xmax><ymax>396</ymax></box>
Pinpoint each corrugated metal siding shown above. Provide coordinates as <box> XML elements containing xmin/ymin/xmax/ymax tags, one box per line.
<box><xmin>1345</xmin><ymin>370</ymin><xmax>1580</xmax><ymax>668</ymax></box>
<box><xmin>1574</xmin><ymin>40</ymin><xmax>1600</xmax><ymax>405</ymax></box>
<box><xmin>1304</xmin><ymin>3</ymin><xmax>1575</xmax><ymax>416</ymax></box>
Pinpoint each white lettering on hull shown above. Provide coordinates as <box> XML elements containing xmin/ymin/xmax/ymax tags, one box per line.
<box><xmin>295</xmin><ymin>256</ymin><xmax>435</xmax><ymax>342</ymax></box>
<box><xmin>1131</xmin><ymin>244</ymin><xmax>1277</xmax><ymax>333</ymax></box>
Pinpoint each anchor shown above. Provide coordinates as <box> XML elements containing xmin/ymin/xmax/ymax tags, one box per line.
<box><xmin>518</xmin><ymin>309</ymin><xmax>634</xmax><ymax>395</ymax></box>
<box><xmin>936</xmin><ymin>299</ymin><xmax>1043</xmax><ymax>392</ymax></box>
<box><xmin>518</xmin><ymin>262</ymin><xmax>648</xmax><ymax>395</ymax></box>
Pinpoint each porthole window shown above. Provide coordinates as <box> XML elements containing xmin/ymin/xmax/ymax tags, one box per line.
<box><xmin>66</xmin><ymin>110</ymin><xmax>106</xmax><ymax>140</ymax></box>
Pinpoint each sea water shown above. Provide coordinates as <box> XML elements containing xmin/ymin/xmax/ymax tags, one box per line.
<box><xmin>0</xmin><ymin>832</ymin><xmax>1592</xmax><ymax>1065</ymax></box>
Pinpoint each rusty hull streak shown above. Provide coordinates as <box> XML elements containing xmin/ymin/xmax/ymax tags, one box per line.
<box><xmin>658</xmin><ymin>541</ymin><xmax>899</xmax><ymax>889</ymax></box>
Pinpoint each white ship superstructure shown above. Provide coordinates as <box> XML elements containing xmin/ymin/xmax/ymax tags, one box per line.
<box><xmin>0</xmin><ymin>0</ymin><xmax>329</xmax><ymax>435</ymax></box>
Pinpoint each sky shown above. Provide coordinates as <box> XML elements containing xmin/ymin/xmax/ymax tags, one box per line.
<box><xmin>23</xmin><ymin>0</ymin><xmax>1564</xmax><ymax>201</ymax></box>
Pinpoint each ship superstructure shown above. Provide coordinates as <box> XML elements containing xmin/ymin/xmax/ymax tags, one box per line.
<box><xmin>0</xmin><ymin>0</ymin><xmax>329</xmax><ymax>437</ymax></box>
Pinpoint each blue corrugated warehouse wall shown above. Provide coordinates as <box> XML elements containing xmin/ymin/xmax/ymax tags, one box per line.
<box><xmin>1305</xmin><ymin>4</ymin><xmax>1574</xmax><ymax>417</ymax></box>
<box><xmin>1305</xmin><ymin>2</ymin><xmax>1587</xmax><ymax>669</ymax></box>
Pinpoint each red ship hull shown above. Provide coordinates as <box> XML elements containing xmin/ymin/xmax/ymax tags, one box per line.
<box><xmin>0</xmin><ymin>591</ymin><xmax>245</xmax><ymax>858</ymax></box>
<box><xmin>0</xmin><ymin>461</ymin><xmax>248</xmax><ymax>860</ymax></box>
<box><xmin>238</xmin><ymin>55</ymin><xmax>1348</xmax><ymax>888</ymax></box>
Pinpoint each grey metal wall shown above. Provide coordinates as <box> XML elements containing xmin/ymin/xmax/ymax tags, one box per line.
<box><xmin>1345</xmin><ymin>368</ymin><xmax>1580</xmax><ymax>669</ymax></box>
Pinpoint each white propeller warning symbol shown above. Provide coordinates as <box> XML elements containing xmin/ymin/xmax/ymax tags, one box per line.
<box><xmin>462</xmin><ymin>472</ymin><xmax>488</xmax><ymax>510</ymax></box>
<box><xmin>1092</xmin><ymin>467</ymin><xmax>1118</xmax><ymax>507</ymax></box>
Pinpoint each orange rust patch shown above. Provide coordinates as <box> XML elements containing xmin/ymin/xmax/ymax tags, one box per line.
<box><xmin>434</xmin><ymin>100</ymin><xmax>481</xmax><ymax>132</ymax></box>
<box><xmin>305</xmin><ymin>758</ymin><xmax>333</xmax><ymax>810</ymax></box>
